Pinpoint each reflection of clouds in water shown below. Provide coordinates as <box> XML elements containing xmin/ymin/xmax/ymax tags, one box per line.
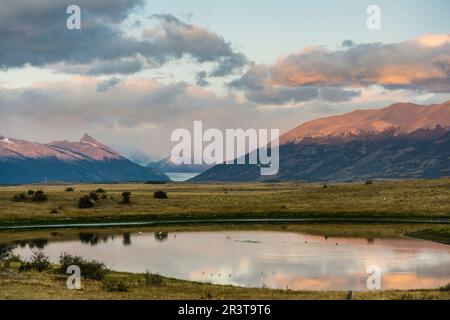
<box><xmin>13</xmin><ymin>230</ymin><xmax>450</xmax><ymax>291</ymax></box>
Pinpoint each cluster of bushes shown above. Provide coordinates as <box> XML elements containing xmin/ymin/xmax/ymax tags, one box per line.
<box><xmin>59</xmin><ymin>253</ymin><xmax>108</xmax><ymax>280</ymax></box>
<box><xmin>153</xmin><ymin>191</ymin><xmax>168</xmax><ymax>199</ymax></box>
<box><xmin>65</xmin><ymin>187</ymin><xmax>75</xmax><ymax>192</ymax></box>
<box><xmin>78</xmin><ymin>195</ymin><xmax>96</xmax><ymax>209</ymax></box>
<box><xmin>78</xmin><ymin>189</ymin><xmax>110</xmax><ymax>208</ymax></box>
<box><xmin>11</xmin><ymin>190</ymin><xmax>48</xmax><ymax>202</ymax></box>
<box><xmin>19</xmin><ymin>251</ymin><xmax>51</xmax><ymax>272</ymax></box>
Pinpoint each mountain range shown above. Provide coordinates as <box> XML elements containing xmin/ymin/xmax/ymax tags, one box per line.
<box><xmin>194</xmin><ymin>101</ymin><xmax>450</xmax><ymax>182</ymax></box>
<box><xmin>0</xmin><ymin>134</ymin><xmax>168</xmax><ymax>184</ymax></box>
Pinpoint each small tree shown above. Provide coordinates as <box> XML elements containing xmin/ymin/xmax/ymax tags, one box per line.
<box><xmin>31</xmin><ymin>190</ymin><xmax>48</xmax><ymax>202</ymax></box>
<box><xmin>89</xmin><ymin>191</ymin><xmax>99</xmax><ymax>201</ymax></box>
<box><xmin>0</xmin><ymin>244</ymin><xmax>15</xmax><ymax>260</ymax></box>
<box><xmin>121</xmin><ymin>192</ymin><xmax>131</xmax><ymax>204</ymax></box>
<box><xmin>19</xmin><ymin>251</ymin><xmax>50</xmax><ymax>272</ymax></box>
<box><xmin>78</xmin><ymin>196</ymin><xmax>95</xmax><ymax>209</ymax></box>
<box><xmin>153</xmin><ymin>191</ymin><xmax>168</xmax><ymax>199</ymax></box>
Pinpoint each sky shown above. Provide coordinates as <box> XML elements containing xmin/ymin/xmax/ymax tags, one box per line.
<box><xmin>0</xmin><ymin>0</ymin><xmax>449</xmax><ymax>162</ymax></box>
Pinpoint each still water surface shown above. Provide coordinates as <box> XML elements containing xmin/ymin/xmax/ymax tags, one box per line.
<box><xmin>13</xmin><ymin>230</ymin><xmax>450</xmax><ymax>291</ymax></box>
<box><xmin>165</xmin><ymin>172</ymin><xmax>200</xmax><ymax>182</ymax></box>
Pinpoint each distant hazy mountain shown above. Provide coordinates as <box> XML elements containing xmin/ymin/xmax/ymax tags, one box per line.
<box><xmin>194</xmin><ymin>101</ymin><xmax>450</xmax><ymax>182</ymax></box>
<box><xmin>148</xmin><ymin>156</ymin><xmax>213</xmax><ymax>173</ymax></box>
<box><xmin>0</xmin><ymin>134</ymin><xmax>169</xmax><ymax>184</ymax></box>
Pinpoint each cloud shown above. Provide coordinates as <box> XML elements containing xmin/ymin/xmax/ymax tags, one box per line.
<box><xmin>97</xmin><ymin>77</ymin><xmax>122</xmax><ymax>92</ymax></box>
<box><xmin>144</xmin><ymin>14</ymin><xmax>249</xmax><ymax>78</ymax></box>
<box><xmin>0</xmin><ymin>77</ymin><xmax>248</xmax><ymax>128</ymax></box>
<box><xmin>0</xmin><ymin>2</ymin><xmax>248</xmax><ymax>77</ymax></box>
<box><xmin>228</xmin><ymin>34</ymin><xmax>449</xmax><ymax>105</ymax></box>
<box><xmin>270</xmin><ymin>34</ymin><xmax>450</xmax><ymax>92</ymax></box>
<box><xmin>196</xmin><ymin>71</ymin><xmax>210</xmax><ymax>87</ymax></box>
<box><xmin>229</xmin><ymin>65</ymin><xmax>360</xmax><ymax>105</ymax></box>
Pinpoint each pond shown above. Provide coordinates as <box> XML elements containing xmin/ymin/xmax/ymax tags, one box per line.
<box><xmin>11</xmin><ymin>229</ymin><xmax>450</xmax><ymax>291</ymax></box>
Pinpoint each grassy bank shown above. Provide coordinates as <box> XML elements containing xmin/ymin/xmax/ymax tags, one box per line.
<box><xmin>0</xmin><ymin>179</ymin><xmax>450</xmax><ymax>227</ymax></box>
<box><xmin>406</xmin><ymin>228</ymin><xmax>450</xmax><ymax>244</ymax></box>
<box><xmin>1</xmin><ymin>262</ymin><xmax>448</xmax><ymax>300</ymax></box>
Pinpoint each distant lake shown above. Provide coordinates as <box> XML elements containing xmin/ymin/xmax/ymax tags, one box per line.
<box><xmin>12</xmin><ymin>229</ymin><xmax>450</xmax><ymax>291</ymax></box>
<box><xmin>165</xmin><ymin>172</ymin><xmax>200</xmax><ymax>182</ymax></box>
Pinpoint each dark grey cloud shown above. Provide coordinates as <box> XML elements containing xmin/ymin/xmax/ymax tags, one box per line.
<box><xmin>196</xmin><ymin>71</ymin><xmax>210</xmax><ymax>87</ymax></box>
<box><xmin>97</xmin><ymin>77</ymin><xmax>122</xmax><ymax>92</ymax></box>
<box><xmin>319</xmin><ymin>87</ymin><xmax>360</xmax><ymax>102</ymax></box>
<box><xmin>88</xmin><ymin>58</ymin><xmax>145</xmax><ymax>76</ymax></box>
<box><xmin>0</xmin><ymin>2</ymin><xmax>248</xmax><ymax>77</ymax></box>
<box><xmin>145</xmin><ymin>14</ymin><xmax>249</xmax><ymax>77</ymax></box>
<box><xmin>341</xmin><ymin>40</ymin><xmax>356</xmax><ymax>48</ymax></box>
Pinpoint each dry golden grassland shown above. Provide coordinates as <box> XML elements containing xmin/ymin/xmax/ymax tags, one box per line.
<box><xmin>0</xmin><ymin>179</ymin><xmax>449</xmax><ymax>226</ymax></box>
<box><xmin>0</xmin><ymin>263</ymin><xmax>448</xmax><ymax>300</ymax></box>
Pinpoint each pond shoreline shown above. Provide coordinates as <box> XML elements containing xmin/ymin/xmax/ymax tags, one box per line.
<box><xmin>1</xmin><ymin>216</ymin><xmax>449</xmax><ymax>231</ymax></box>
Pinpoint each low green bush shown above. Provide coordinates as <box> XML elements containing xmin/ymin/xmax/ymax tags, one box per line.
<box><xmin>19</xmin><ymin>251</ymin><xmax>50</xmax><ymax>272</ymax></box>
<box><xmin>78</xmin><ymin>196</ymin><xmax>95</xmax><ymax>209</ymax></box>
<box><xmin>153</xmin><ymin>191</ymin><xmax>168</xmax><ymax>199</ymax></box>
<box><xmin>144</xmin><ymin>271</ymin><xmax>163</xmax><ymax>287</ymax></box>
<box><xmin>58</xmin><ymin>253</ymin><xmax>107</xmax><ymax>280</ymax></box>
<box><xmin>121</xmin><ymin>192</ymin><xmax>131</xmax><ymax>204</ymax></box>
<box><xmin>31</xmin><ymin>190</ymin><xmax>48</xmax><ymax>202</ymax></box>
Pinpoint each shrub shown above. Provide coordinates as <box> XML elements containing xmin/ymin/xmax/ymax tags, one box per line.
<box><xmin>50</xmin><ymin>208</ymin><xmax>58</xmax><ymax>214</ymax></box>
<box><xmin>0</xmin><ymin>244</ymin><xmax>15</xmax><ymax>260</ymax></box>
<box><xmin>19</xmin><ymin>251</ymin><xmax>50</xmax><ymax>272</ymax></box>
<box><xmin>89</xmin><ymin>191</ymin><xmax>99</xmax><ymax>201</ymax></box>
<box><xmin>27</xmin><ymin>190</ymin><xmax>35</xmax><ymax>195</ymax></box>
<box><xmin>144</xmin><ymin>271</ymin><xmax>163</xmax><ymax>287</ymax></box>
<box><xmin>78</xmin><ymin>196</ymin><xmax>95</xmax><ymax>209</ymax></box>
<box><xmin>95</xmin><ymin>188</ymin><xmax>106</xmax><ymax>194</ymax></box>
<box><xmin>153</xmin><ymin>191</ymin><xmax>168</xmax><ymax>199</ymax></box>
<box><xmin>121</xmin><ymin>192</ymin><xmax>131</xmax><ymax>204</ymax></box>
<box><xmin>59</xmin><ymin>253</ymin><xmax>107</xmax><ymax>280</ymax></box>
<box><xmin>31</xmin><ymin>190</ymin><xmax>48</xmax><ymax>202</ymax></box>
<box><xmin>440</xmin><ymin>283</ymin><xmax>450</xmax><ymax>291</ymax></box>
<box><xmin>365</xmin><ymin>180</ymin><xmax>374</xmax><ymax>185</ymax></box>
<box><xmin>65</xmin><ymin>187</ymin><xmax>75</xmax><ymax>192</ymax></box>
<box><xmin>103</xmin><ymin>279</ymin><xmax>129</xmax><ymax>292</ymax></box>
<box><xmin>12</xmin><ymin>193</ymin><xmax>27</xmax><ymax>202</ymax></box>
